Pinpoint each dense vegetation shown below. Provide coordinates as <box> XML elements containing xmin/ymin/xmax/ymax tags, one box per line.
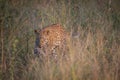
<box><xmin>0</xmin><ymin>0</ymin><xmax>120</xmax><ymax>80</ymax></box>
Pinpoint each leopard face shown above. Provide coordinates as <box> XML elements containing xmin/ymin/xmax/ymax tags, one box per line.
<box><xmin>34</xmin><ymin>24</ymin><xmax>69</xmax><ymax>57</ymax></box>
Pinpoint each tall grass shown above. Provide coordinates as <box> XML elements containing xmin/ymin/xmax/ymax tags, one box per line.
<box><xmin>26</xmin><ymin>26</ymin><xmax>120</xmax><ymax>80</ymax></box>
<box><xmin>0</xmin><ymin>0</ymin><xmax>120</xmax><ymax>80</ymax></box>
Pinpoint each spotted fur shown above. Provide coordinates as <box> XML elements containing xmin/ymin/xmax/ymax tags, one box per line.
<box><xmin>34</xmin><ymin>24</ymin><xmax>70</xmax><ymax>58</ymax></box>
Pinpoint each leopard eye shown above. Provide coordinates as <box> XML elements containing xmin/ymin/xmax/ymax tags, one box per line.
<box><xmin>38</xmin><ymin>45</ymin><xmax>41</xmax><ymax>48</ymax></box>
<box><xmin>43</xmin><ymin>30</ymin><xmax>50</xmax><ymax>35</ymax></box>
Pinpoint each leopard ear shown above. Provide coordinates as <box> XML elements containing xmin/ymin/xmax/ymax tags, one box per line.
<box><xmin>34</xmin><ymin>29</ymin><xmax>40</xmax><ymax>34</ymax></box>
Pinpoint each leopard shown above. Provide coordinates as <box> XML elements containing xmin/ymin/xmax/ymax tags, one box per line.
<box><xmin>34</xmin><ymin>24</ymin><xmax>70</xmax><ymax>60</ymax></box>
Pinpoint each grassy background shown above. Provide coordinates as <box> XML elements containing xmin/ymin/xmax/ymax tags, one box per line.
<box><xmin>0</xmin><ymin>0</ymin><xmax>120</xmax><ymax>80</ymax></box>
